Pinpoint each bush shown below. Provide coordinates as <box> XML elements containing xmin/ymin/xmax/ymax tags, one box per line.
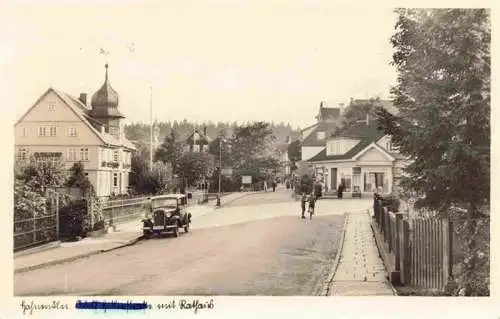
<box><xmin>380</xmin><ymin>195</ymin><xmax>401</xmax><ymax>212</ymax></box>
<box><xmin>92</xmin><ymin>220</ymin><xmax>105</xmax><ymax>231</ymax></box>
<box><xmin>445</xmin><ymin>216</ymin><xmax>490</xmax><ymax>296</ymax></box>
<box><xmin>58</xmin><ymin>199</ymin><xmax>90</xmax><ymax>241</ymax></box>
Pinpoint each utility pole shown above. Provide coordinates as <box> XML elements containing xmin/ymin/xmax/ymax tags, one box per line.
<box><xmin>216</xmin><ymin>137</ymin><xmax>222</xmax><ymax>207</ymax></box>
<box><xmin>149</xmin><ymin>86</ymin><xmax>153</xmax><ymax>172</ymax></box>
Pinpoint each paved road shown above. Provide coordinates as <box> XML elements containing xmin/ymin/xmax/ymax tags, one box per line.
<box><xmin>15</xmin><ymin>190</ymin><xmax>371</xmax><ymax>296</ymax></box>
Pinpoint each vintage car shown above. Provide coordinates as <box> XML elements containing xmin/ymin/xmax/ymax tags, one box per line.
<box><xmin>142</xmin><ymin>194</ymin><xmax>192</xmax><ymax>238</ymax></box>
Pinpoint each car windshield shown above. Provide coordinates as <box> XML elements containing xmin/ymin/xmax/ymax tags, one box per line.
<box><xmin>152</xmin><ymin>198</ymin><xmax>177</xmax><ymax>209</ymax></box>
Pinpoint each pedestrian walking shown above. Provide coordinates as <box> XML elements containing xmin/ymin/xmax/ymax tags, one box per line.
<box><xmin>263</xmin><ymin>180</ymin><xmax>268</xmax><ymax>192</ymax></box>
<box><xmin>300</xmin><ymin>193</ymin><xmax>307</xmax><ymax>219</ymax></box>
<box><xmin>272</xmin><ymin>180</ymin><xmax>277</xmax><ymax>192</ymax></box>
<box><xmin>308</xmin><ymin>193</ymin><xmax>316</xmax><ymax>219</ymax></box>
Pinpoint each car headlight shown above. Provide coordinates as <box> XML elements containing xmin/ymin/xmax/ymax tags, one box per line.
<box><xmin>166</xmin><ymin>212</ymin><xmax>171</xmax><ymax>218</ymax></box>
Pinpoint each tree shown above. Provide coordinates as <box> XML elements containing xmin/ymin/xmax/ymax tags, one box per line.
<box><xmin>130</xmin><ymin>151</ymin><xmax>171</xmax><ymax>195</ymax></box>
<box><xmin>208</xmin><ymin>131</ymin><xmax>232</xmax><ymax>168</ymax></box>
<box><xmin>287</xmin><ymin>140</ymin><xmax>302</xmax><ymax>165</ymax></box>
<box><xmin>230</xmin><ymin>121</ymin><xmax>276</xmax><ymax>168</ymax></box>
<box><xmin>17</xmin><ymin>157</ymin><xmax>67</xmax><ymax>193</ymax></box>
<box><xmin>376</xmin><ymin>9</ymin><xmax>490</xmax><ymax>296</ymax></box>
<box><xmin>66</xmin><ymin>162</ymin><xmax>95</xmax><ymax>196</ymax></box>
<box><xmin>177</xmin><ymin>152</ymin><xmax>214</xmax><ymax>187</ymax></box>
<box><xmin>335</xmin><ymin>98</ymin><xmax>379</xmax><ymax>132</ymax></box>
<box><xmin>154</xmin><ymin>130</ymin><xmax>183</xmax><ymax>174</ymax></box>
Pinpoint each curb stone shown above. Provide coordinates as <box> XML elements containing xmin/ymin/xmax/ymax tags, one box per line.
<box><xmin>14</xmin><ymin>236</ymin><xmax>144</xmax><ymax>274</ymax></box>
<box><xmin>319</xmin><ymin>211</ymin><xmax>349</xmax><ymax>296</ymax></box>
<box><xmin>14</xmin><ymin>241</ymin><xmax>61</xmax><ymax>258</ymax></box>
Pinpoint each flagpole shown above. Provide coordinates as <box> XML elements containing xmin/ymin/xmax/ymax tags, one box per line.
<box><xmin>149</xmin><ymin>86</ymin><xmax>153</xmax><ymax>172</ymax></box>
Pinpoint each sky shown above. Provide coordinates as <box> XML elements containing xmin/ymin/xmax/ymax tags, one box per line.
<box><xmin>2</xmin><ymin>0</ymin><xmax>399</xmax><ymax>129</ymax></box>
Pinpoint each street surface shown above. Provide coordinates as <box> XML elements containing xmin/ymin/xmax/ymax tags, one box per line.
<box><xmin>14</xmin><ymin>189</ymin><xmax>372</xmax><ymax>296</ymax></box>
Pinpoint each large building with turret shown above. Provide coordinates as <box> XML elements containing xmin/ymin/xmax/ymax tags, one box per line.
<box><xmin>14</xmin><ymin>64</ymin><xmax>136</xmax><ymax>197</ymax></box>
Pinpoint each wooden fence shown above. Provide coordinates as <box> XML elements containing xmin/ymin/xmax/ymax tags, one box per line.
<box><xmin>373</xmin><ymin>197</ymin><xmax>453</xmax><ymax>290</ymax></box>
<box><xmin>13</xmin><ymin>195</ymin><xmax>59</xmax><ymax>251</ymax></box>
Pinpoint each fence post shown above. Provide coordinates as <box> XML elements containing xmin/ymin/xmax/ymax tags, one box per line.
<box><xmin>33</xmin><ymin>208</ymin><xmax>36</xmax><ymax>244</ymax></box>
<box><xmin>394</xmin><ymin>212</ymin><xmax>403</xmax><ymax>272</ymax></box>
<box><xmin>56</xmin><ymin>193</ymin><xmax>60</xmax><ymax>241</ymax></box>
<box><xmin>378</xmin><ymin>200</ymin><xmax>384</xmax><ymax>229</ymax></box>
<box><xmin>384</xmin><ymin>208</ymin><xmax>390</xmax><ymax>247</ymax></box>
<box><xmin>401</xmin><ymin>219</ymin><xmax>411</xmax><ymax>284</ymax></box>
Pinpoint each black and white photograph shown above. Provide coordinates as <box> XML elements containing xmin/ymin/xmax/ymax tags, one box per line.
<box><xmin>4</xmin><ymin>0</ymin><xmax>491</xmax><ymax>309</ymax></box>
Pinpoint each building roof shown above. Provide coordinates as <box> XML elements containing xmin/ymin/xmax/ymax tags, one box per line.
<box><xmin>16</xmin><ymin>87</ymin><xmax>136</xmax><ymax>151</ymax></box>
<box><xmin>183</xmin><ymin>127</ymin><xmax>212</xmax><ymax>144</ymax></box>
<box><xmin>316</xmin><ymin>106</ymin><xmax>341</xmax><ymax>121</ymax></box>
<box><xmin>308</xmin><ymin>121</ymin><xmax>385</xmax><ymax>162</ymax></box>
<box><xmin>300</xmin><ymin>122</ymin><xmax>319</xmax><ymax>134</ymax></box>
<box><xmin>333</xmin><ymin>120</ymin><xmax>382</xmax><ymax>139</ymax></box>
<box><xmin>301</xmin><ymin>121</ymin><xmax>340</xmax><ymax>147</ymax></box>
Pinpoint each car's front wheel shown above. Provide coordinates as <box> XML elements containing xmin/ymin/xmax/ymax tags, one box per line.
<box><xmin>173</xmin><ymin>226</ymin><xmax>180</xmax><ymax>237</ymax></box>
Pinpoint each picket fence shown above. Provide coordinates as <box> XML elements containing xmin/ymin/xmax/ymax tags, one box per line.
<box><xmin>373</xmin><ymin>198</ymin><xmax>453</xmax><ymax>290</ymax></box>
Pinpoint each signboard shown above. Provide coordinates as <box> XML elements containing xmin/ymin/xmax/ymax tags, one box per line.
<box><xmin>241</xmin><ymin>175</ymin><xmax>252</xmax><ymax>184</ymax></box>
<box><xmin>221</xmin><ymin>168</ymin><xmax>233</xmax><ymax>176</ymax></box>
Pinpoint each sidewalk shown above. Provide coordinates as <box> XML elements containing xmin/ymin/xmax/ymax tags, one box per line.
<box><xmin>14</xmin><ymin>192</ymin><xmax>250</xmax><ymax>274</ymax></box>
<box><xmin>327</xmin><ymin>210</ymin><xmax>395</xmax><ymax>296</ymax></box>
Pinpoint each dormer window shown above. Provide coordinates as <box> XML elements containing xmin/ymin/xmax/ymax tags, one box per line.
<box><xmin>317</xmin><ymin>131</ymin><xmax>325</xmax><ymax>140</ymax></box>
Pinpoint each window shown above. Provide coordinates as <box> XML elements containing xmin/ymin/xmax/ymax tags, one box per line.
<box><xmin>80</xmin><ymin>148</ymin><xmax>89</xmax><ymax>161</ymax></box>
<box><xmin>48</xmin><ymin>102</ymin><xmax>56</xmax><ymax>111</ymax></box>
<box><xmin>38</xmin><ymin>126</ymin><xmax>47</xmax><ymax>137</ymax></box>
<box><xmin>100</xmin><ymin>148</ymin><xmax>105</xmax><ymax>161</ymax></box>
<box><xmin>17</xmin><ymin>148</ymin><xmax>28</xmax><ymax>161</ymax></box>
<box><xmin>21</xmin><ymin>127</ymin><xmax>28</xmax><ymax>137</ymax></box>
<box><xmin>386</xmin><ymin>142</ymin><xmax>393</xmax><ymax>152</ymax></box>
<box><xmin>49</xmin><ymin>126</ymin><xmax>57</xmax><ymax>136</ymax></box>
<box><xmin>67</xmin><ymin>147</ymin><xmax>77</xmax><ymax>161</ymax></box>
<box><xmin>68</xmin><ymin>127</ymin><xmax>77</xmax><ymax>137</ymax></box>
<box><xmin>193</xmin><ymin>144</ymin><xmax>200</xmax><ymax>152</ymax></box>
<box><xmin>113</xmin><ymin>173</ymin><xmax>118</xmax><ymax>187</ymax></box>
<box><xmin>317</xmin><ymin>131</ymin><xmax>325</xmax><ymax>140</ymax></box>
<box><xmin>113</xmin><ymin>150</ymin><xmax>119</xmax><ymax>162</ymax></box>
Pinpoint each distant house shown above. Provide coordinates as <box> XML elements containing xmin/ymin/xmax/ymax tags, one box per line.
<box><xmin>14</xmin><ymin>64</ymin><xmax>136</xmax><ymax>197</ymax></box>
<box><xmin>307</xmin><ymin>118</ymin><xmax>408</xmax><ymax>195</ymax></box>
<box><xmin>182</xmin><ymin>127</ymin><xmax>212</xmax><ymax>153</ymax></box>
<box><xmin>300</xmin><ymin>101</ymin><xmax>344</xmax><ymax>162</ymax></box>
<box><xmin>315</xmin><ymin>101</ymin><xmax>344</xmax><ymax>122</ymax></box>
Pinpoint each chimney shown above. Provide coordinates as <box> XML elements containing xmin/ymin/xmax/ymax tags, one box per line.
<box><xmin>79</xmin><ymin>93</ymin><xmax>87</xmax><ymax>106</ymax></box>
<box><xmin>101</xmin><ymin>126</ymin><xmax>105</xmax><ymax>134</ymax></box>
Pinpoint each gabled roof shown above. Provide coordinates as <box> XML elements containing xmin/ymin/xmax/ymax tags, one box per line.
<box><xmin>333</xmin><ymin>120</ymin><xmax>382</xmax><ymax>139</ymax></box>
<box><xmin>15</xmin><ymin>87</ymin><xmax>136</xmax><ymax>151</ymax></box>
<box><xmin>308</xmin><ymin>121</ymin><xmax>386</xmax><ymax>162</ymax></box>
<box><xmin>352</xmin><ymin>142</ymin><xmax>395</xmax><ymax>161</ymax></box>
<box><xmin>301</xmin><ymin>121</ymin><xmax>340</xmax><ymax>147</ymax></box>
<box><xmin>300</xmin><ymin>122</ymin><xmax>319</xmax><ymax>134</ymax></box>
<box><xmin>183</xmin><ymin>128</ymin><xmax>212</xmax><ymax>144</ymax></box>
